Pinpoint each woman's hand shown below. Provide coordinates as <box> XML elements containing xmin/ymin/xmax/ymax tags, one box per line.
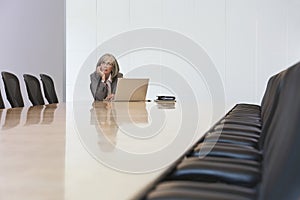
<box><xmin>104</xmin><ymin>94</ymin><xmax>115</xmax><ymax>101</ymax></box>
<box><xmin>96</xmin><ymin>66</ymin><xmax>106</xmax><ymax>80</ymax></box>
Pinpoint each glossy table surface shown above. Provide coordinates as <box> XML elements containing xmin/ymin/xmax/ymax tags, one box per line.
<box><xmin>0</xmin><ymin>101</ymin><xmax>214</xmax><ymax>200</ymax></box>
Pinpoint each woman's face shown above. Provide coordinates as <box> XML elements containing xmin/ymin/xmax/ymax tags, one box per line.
<box><xmin>100</xmin><ymin>57</ymin><xmax>114</xmax><ymax>76</ymax></box>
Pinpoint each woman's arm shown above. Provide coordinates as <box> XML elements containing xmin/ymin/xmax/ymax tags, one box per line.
<box><xmin>90</xmin><ymin>71</ymin><xmax>108</xmax><ymax>100</ymax></box>
<box><xmin>90</xmin><ymin>71</ymin><xmax>100</xmax><ymax>98</ymax></box>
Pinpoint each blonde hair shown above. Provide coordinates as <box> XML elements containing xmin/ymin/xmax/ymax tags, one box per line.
<box><xmin>96</xmin><ymin>53</ymin><xmax>120</xmax><ymax>79</ymax></box>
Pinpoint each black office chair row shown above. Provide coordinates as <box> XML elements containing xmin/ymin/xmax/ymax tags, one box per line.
<box><xmin>135</xmin><ymin>62</ymin><xmax>300</xmax><ymax>200</ymax></box>
<box><xmin>0</xmin><ymin>71</ymin><xmax>58</xmax><ymax>108</ymax></box>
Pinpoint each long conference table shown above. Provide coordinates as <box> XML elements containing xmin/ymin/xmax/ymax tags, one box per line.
<box><xmin>0</xmin><ymin>101</ymin><xmax>214</xmax><ymax>200</ymax></box>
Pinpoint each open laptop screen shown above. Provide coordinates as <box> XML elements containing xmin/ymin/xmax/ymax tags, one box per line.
<box><xmin>113</xmin><ymin>78</ymin><xmax>149</xmax><ymax>102</ymax></box>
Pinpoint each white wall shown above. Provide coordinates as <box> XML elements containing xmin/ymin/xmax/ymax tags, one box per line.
<box><xmin>66</xmin><ymin>0</ymin><xmax>300</xmax><ymax>111</ymax></box>
<box><xmin>0</xmin><ymin>0</ymin><xmax>65</xmax><ymax>108</ymax></box>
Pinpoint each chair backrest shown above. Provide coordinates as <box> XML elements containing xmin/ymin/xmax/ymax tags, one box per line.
<box><xmin>23</xmin><ymin>74</ymin><xmax>45</xmax><ymax>106</ymax></box>
<box><xmin>0</xmin><ymin>89</ymin><xmax>4</xmax><ymax>109</ymax></box>
<box><xmin>1</xmin><ymin>71</ymin><xmax>24</xmax><ymax>108</ymax></box>
<box><xmin>259</xmin><ymin>62</ymin><xmax>300</xmax><ymax>199</ymax></box>
<box><xmin>258</xmin><ymin>71</ymin><xmax>286</xmax><ymax>150</ymax></box>
<box><xmin>40</xmin><ymin>74</ymin><xmax>58</xmax><ymax>104</ymax></box>
<box><xmin>117</xmin><ymin>72</ymin><xmax>123</xmax><ymax>78</ymax></box>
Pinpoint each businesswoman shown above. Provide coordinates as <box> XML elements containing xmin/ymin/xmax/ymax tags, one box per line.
<box><xmin>90</xmin><ymin>53</ymin><xmax>121</xmax><ymax>101</ymax></box>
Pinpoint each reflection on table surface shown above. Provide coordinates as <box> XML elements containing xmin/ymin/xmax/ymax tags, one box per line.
<box><xmin>0</xmin><ymin>101</ymin><xmax>212</xmax><ymax>200</ymax></box>
<box><xmin>0</xmin><ymin>104</ymin><xmax>58</xmax><ymax>129</ymax></box>
<box><xmin>0</xmin><ymin>103</ymin><xmax>64</xmax><ymax>200</ymax></box>
<box><xmin>2</xmin><ymin>107</ymin><xmax>24</xmax><ymax>129</ymax></box>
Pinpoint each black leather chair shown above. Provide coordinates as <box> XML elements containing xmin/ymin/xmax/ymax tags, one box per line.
<box><xmin>118</xmin><ymin>72</ymin><xmax>123</xmax><ymax>78</ymax></box>
<box><xmin>138</xmin><ymin>62</ymin><xmax>300</xmax><ymax>200</ymax></box>
<box><xmin>40</xmin><ymin>74</ymin><xmax>58</xmax><ymax>104</ymax></box>
<box><xmin>188</xmin><ymin>70</ymin><xmax>284</xmax><ymax>163</ymax></box>
<box><xmin>23</xmin><ymin>74</ymin><xmax>45</xmax><ymax>106</ymax></box>
<box><xmin>166</xmin><ymin>67</ymin><xmax>290</xmax><ymax>186</ymax></box>
<box><xmin>1</xmin><ymin>71</ymin><xmax>24</xmax><ymax>108</ymax></box>
<box><xmin>0</xmin><ymin>89</ymin><xmax>4</xmax><ymax>109</ymax></box>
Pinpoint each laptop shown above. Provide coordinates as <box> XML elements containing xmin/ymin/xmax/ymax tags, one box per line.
<box><xmin>113</xmin><ymin>78</ymin><xmax>149</xmax><ymax>102</ymax></box>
